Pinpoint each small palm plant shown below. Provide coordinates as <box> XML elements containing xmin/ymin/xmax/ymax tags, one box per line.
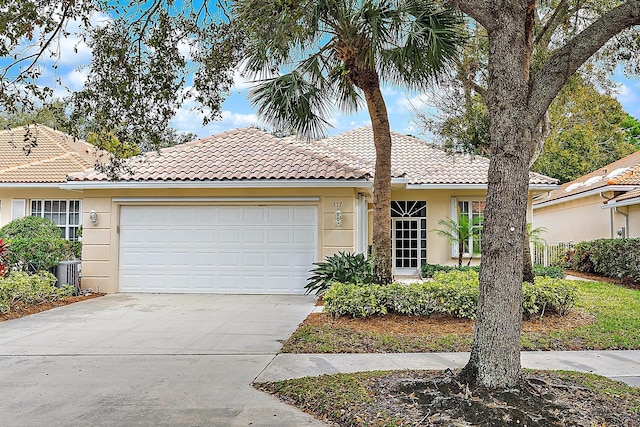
<box><xmin>432</xmin><ymin>216</ymin><xmax>483</xmax><ymax>267</ymax></box>
<box><xmin>305</xmin><ymin>252</ymin><xmax>373</xmax><ymax>296</ymax></box>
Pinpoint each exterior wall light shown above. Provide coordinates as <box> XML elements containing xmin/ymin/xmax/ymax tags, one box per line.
<box><xmin>335</xmin><ymin>209</ymin><xmax>342</xmax><ymax>228</ymax></box>
<box><xmin>89</xmin><ymin>209</ymin><xmax>98</xmax><ymax>226</ymax></box>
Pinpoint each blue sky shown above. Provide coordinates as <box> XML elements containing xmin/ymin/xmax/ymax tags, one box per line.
<box><xmin>12</xmin><ymin>12</ymin><xmax>640</xmax><ymax>140</ymax></box>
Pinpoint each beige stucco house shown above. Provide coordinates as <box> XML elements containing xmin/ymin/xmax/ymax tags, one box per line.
<box><xmin>62</xmin><ymin>127</ymin><xmax>557</xmax><ymax>294</ymax></box>
<box><xmin>533</xmin><ymin>150</ymin><xmax>640</xmax><ymax>243</ymax></box>
<box><xmin>0</xmin><ymin>125</ymin><xmax>99</xmax><ymax>238</ymax></box>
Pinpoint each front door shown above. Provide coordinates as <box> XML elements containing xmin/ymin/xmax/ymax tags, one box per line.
<box><xmin>391</xmin><ymin>201</ymin><xmax>427</xmax><ymax>276</ymax></box>
<box><xmin>393</xmin><ymin>218</ymin><xmax>421</xmax><ymax>275</ymax></box>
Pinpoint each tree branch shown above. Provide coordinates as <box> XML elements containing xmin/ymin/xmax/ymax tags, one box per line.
<box><xmin>528</xmin><ymin>0</ymin><xmax>640</xmax><ymax>124</ymax></box>
<box><xmin>448</xmin><ymin>0</ymin><xmax>495</xmax><ymax>29</ymax></box>
<box><xmin>21</xmin><ymin>2</ymin><xmax>72</xmax><ymax>76</ymax></box>
<box><xmin>534</xmin><ymin>0</ymin><xmax>568</xmax><ymax>46</ymax></box>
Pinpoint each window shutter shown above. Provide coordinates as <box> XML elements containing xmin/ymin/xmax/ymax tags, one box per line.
<box><xmin>11</xmin><ymin>199</ymin><xmax>26</xmax><ymax>220</ymax></box>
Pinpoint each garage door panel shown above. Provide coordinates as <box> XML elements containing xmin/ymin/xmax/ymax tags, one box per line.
<box><xmin>267</xmin><ymin>207</ymin><xmax>292</xmax><ymax>224</ymax></box>
<box><xmin>219</xmin><ymin>229</ymin><xmax>241</xmax><ymax>244</ymax></box>
<box><xmin>243</xmin><ymin>229</ymin><xmax>265</xmax><ymax>244</ymax></box>
<box><xmin>293</xmin><ymin>207</ymin><xmax>317</xmax><ymax>223</ymax></box>
<box><xmin>219</xmin><ymin>207</ymin><xmax>241</xmax><ymax>223</ymax></box>
<box><xmin>293</xmin><ymin>228</ymin><xmax>316</xmax><ymax>244</ymax></box>
<box><xmin>119</xmin><ymin>205</ymin><xmax>318</xmax><ymax>294</ymax></box>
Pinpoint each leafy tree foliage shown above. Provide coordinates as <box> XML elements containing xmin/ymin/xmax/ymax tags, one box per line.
<box><xmin>234</xmin><ymin>0</ymin><xmax>465</xmax><ymax>283</ymax></box>
<box><xmin>67</xmin><ymin>2</ymin><xmax>245</xmax><ymax>176</ymax></box>
<box><xmin>417</xmin><ymin>63</ymin><xmax>639</xmax><ymax>186</ymax></box>
<box><xmin>0</xmin><ymin>100</ymin><xmax>71</xmax><ymax>131</ymax></box>
<box><xmin>532</xmin><ymin>76</ymin><xmax>638</xmax><ymax>183</ymax></box>
<box><xmin>622</xmin><ymin>114</ymin><xmax>640</xmax><ymax>146</ymax></box>
<box><xmin>0</xmin><ymin>0</ymin><xmax>96</xmax><ymax>112</ymax></box>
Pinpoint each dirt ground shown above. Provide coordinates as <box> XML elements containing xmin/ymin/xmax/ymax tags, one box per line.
<box><xmin>0</xmin><ymin>293</ymin><xmax>104</xmax><ymax>322</ymax></box>
<box><xmin>302</xmin><ymin>309</ymin><xmax>595</xmax><ymax>337</ymax></box>
<box><xmin>259</xmin><ymin>369</ymin><xmax>640</xmax><ymax>426</ymax></box>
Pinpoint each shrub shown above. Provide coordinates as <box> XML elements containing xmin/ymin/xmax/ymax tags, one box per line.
<box><xmin>0</xmin><ymin>271</ymin><xmax>74</xmax><ymax>314</ymax></box>
<box><xmin>380</xmin><ymin>282</ymin><xmax>439</xmax><ymax>317</ymax></box>
<box><xmin>421</xmin><ymin>263</ymin><xmax>480</xmax><ymax>278</ymax></box>
<box><xmin>532</xmin><ymin>264</ymin><xmax>566</xmax><ymax>279</ymax></box>
<box><xmin>565</xmin><ymin>238</ymin><xmax>640</xmax><ymax>283</ymax></box>
<box><xmin>0</xmin><ymin>238</ymin><xmax>8</xmax><ymax>277</ymax></box>
<box><xmin>531</xmin><ymin>277</ymin><xmax>578</xmax><ymax>316</ymax></box>
<box><xmin>0</xmin><ymin>216</ymin><xmax>79</xmax><ymax>273</ymax></box>
<box><xmin>323</xmin><ymin>282</ymin><xmax>387</xmax><ymax>318</ymax></box>
<box><xmin>305</xmin><ymin>252</ymin><xmax>372</xmax><ymax>296</ymax></box>
<box><xmin>322</xmin><ymin>271</ymin><xmax>577</xmax><ymax>320</ymax></box>
<box><xmin>426</xmin><ymin>270</ymin><xmax>479</xmax><ymax>318</ymax></box>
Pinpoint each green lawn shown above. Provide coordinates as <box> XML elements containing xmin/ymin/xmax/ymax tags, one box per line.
<box><xmin>282</xmin><ymin>280</ymin><xmax>640</xmax><ymax>353</ymax></box>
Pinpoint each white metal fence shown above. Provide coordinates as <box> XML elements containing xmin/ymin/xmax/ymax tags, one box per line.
<box><xmin>531</xmin><ymin>241</ymin><xmax>574</xmax><ymax>267</ymax></box>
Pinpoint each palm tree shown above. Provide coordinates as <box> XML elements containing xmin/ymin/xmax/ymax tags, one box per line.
<box><xmin>432</xmin><ymin>215</ymin><xmax>483</xmax><ymax>267</ymax></box>
<box><xmin>234</xmin><ymin>0</ymin><xmax>464</xmax><ymax>284</ymax></box>
<box><xmin>523</xmin><ymin>223</ymin><xmax>547</xmax><ymax>282</ymax></box>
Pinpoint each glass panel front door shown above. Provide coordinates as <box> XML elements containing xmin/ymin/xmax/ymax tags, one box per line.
<box><xmin>392</xmin><ymin>218</ymin><xmax>420</xmax><ymax>275</ymax></box>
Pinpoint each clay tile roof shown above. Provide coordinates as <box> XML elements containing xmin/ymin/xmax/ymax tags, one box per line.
<box><xmin>0</xmin><ymin>125</ymin><xmax>99</xmax><ymax>183</ymax></box>
<box><xmin>68</xmin><ymin>127</ymin><xmax>370</xmax><ymax>182</ymax></box>
<box><xmin>609</xmin><ymin>186</ymin><xmax>640</xmax><ymax>204</ymax></box>
<box><xmin>534</xmin><ymin>150</ymin><xmax>640</xmax><ymax>205</ymax></box>
<box><xmin>289</xmin><ymin>127</ymin><xmax>557</xmax><ymax>186</ymax></box>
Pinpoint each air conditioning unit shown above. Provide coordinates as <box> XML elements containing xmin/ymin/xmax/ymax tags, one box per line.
<box><xmin>56</xmin><ymin>260</ymin><xmax>81</xmax><ymax>294</ymax></box>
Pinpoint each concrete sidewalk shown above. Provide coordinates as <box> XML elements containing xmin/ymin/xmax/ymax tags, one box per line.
<box><xmin>256</xmin><ymin>350</ymin><xmax>640</xmax><ymax>387</ymax></box>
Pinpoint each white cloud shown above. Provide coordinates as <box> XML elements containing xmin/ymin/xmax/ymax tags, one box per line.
<box><xmin>617</xmin><ymin>82</ymin><xmax>640</xmax><ymax>104</ymax></box>
<box><xmin>381</xmin><ymin>86</ymin><xmax>399</xmax><ymax>97</ymax></box>
<box><xmin>171</xmin><ymin>100</ymin><xmax>264</xmax><ymax>137</ymax></box>
<box><xmin>232</xmin><ymin>69</ymin><xmax>256</xmax><ymax>92</ymax></box>
<box><xmin>397</xmin><ymin>93</ymin><xmax>430</xmax><ymax>110</ymax></box>
<box><xmin>46</xmin><ymin>11</ymin><xmax>111</xmax><ymax>67</ymax></box>
<box><xmin>63</xmin><ymin>68</ymin><xmax>89</xmax><ymax>91</ymax></box>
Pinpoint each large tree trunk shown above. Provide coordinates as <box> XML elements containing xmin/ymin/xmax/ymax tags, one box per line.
<box><xmin>360</xmin><ymin>77</ymin><xmax>393</xmax><ymax>284</ymax></box>
<box><xmin>451</xmin><ymin>0</ymin><xmax>640</xmax><ymax>390</ymax></box>
<box><xmin>461</xmin><ymin>4</ymin><xmax>533</xmax><ymax>388</ymax></box>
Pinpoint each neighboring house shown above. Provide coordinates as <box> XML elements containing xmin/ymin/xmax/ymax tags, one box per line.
<box><xmin>65</xmin><ymin>127</ymin><xmax>557</xmax><ymax>294</ymax></box>
<box><xmin>0</xmin><ymin>125</ymin><xmax>100</xmax><ymax>240</ymax></box>
<box><xmin>533</xmin><ymin>150</ymin><xmax>640</xmax><ymax>243</ymax></box>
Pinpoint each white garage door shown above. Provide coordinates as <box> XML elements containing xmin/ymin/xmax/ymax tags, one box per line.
<box><xmin>118</xmin><ymin>205</ymin><xmax>318</xmax><ymax>294</ymax></box>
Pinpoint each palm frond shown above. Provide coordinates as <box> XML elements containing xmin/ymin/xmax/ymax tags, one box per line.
<box><xmin>249</xmin><ymin>71</ymin><xmax>333</xmax><ymax>139</ymax></box>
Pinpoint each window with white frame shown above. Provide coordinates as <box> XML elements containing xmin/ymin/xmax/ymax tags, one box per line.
<box><xmin>30</xmin><ymin>200</ymin><xmax>81</xmax><ymax>241</ymax></box>
<box><xmin>454</xmin><ymin>198</ymin><xmax>485</xmax><ymax>256</ymax></box>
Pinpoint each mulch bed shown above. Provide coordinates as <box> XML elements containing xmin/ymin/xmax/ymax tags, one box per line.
<box><xmin>259</xmin><ymin>369</ymin><xmax>640</xmax><ymax>426</ymax></box>
<box><xmin>0</xmin><ymin>293</ymin><xmax>105</xmax><ymax>322</ymax></box>
<box><xmin>303</xmin><ymin>309</ymin><xmax>595</xmax><ymax>337</ymax></box>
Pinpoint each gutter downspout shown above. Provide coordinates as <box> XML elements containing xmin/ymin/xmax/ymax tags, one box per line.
<box><xmin>599</xmin><ymin>192</ymin><xmax>614</xmax><ymax>238</ymax></box>
<box><xmin>615</xmin><ymin>207</ymin><xmax>629</xmax><ymax>238</ymax></box>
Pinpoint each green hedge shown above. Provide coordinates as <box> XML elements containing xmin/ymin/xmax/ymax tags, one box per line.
<box><xmin>565</xmin><ymin>238</ymin><xmax>640</xmax><ymax>283</ymax></box>
<box><xmin>420</xmin><ymin>263</ymin><xmax>480</xmax><ymax>278</ymax></box>
<box><xmin>323</xmin><ymin>271</ymin><xmax>577</xmax><ymax>319</ymax></box>
<box><xmin>421</xmin><ymin>263</ymin><xmax>566</xmax><ymax>279</ymax></box>
<box><xmin>532</xmin><ymin>264</ymin><xmax>566</xmax><ymax>279</ymax></box>
<box><xmin>0</xmin><ymin>271</ymin><xmax>74</xmax><ymax>314</ymax></box>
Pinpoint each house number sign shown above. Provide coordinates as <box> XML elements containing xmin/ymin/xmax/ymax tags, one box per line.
<box><xmin>332</xmin><ymin>201</ymin><xmax>343</xmax><ymax>208</ymax></box>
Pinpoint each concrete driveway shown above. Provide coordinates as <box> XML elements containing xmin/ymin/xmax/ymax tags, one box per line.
<box><xmin>0</xmin><ymin>294</ymin><xmax>325</xmax><ymax>427</ymax></box>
